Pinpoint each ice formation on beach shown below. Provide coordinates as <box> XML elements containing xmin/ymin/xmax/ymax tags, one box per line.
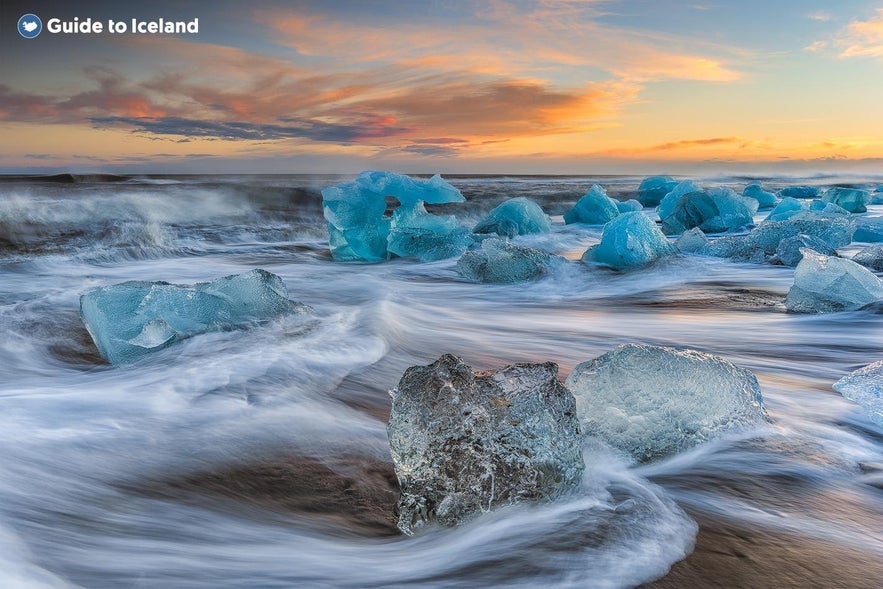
<box><xmin>659</xmin><ymin>186</ymin><xmax>756</xmax><ymax>235</ymax></box>
<box><xmin>564</xmin><ymin>185</ymin><xmax>620</xmax><ymax>225</ymax></box>
<box><xmin>636</xmin><ymin>175</ymin><xmax>679</xmax><ymax>206</ymax></box>
<box><xmin>565</xmin><ymin>344</ymin><xmax>768</xmax><ymax>462</ymax></box>
<box><xmin>387</xmin><ymin>202</ymin><xmax>472</xmax><ymax>262</ymax></box>
<box><xmin>779</xmin><ymin>185</ymin><xmax>820</xmax><ymax>199</ymax></box>
<box><xmin>773</xmin><ymin>234</ymin><xmax>837</xmax><ymax>267</ymax></box>
<box><xmin>854</xmin><ymin>217</ymin><xmax>883</xmax><ymax>243</ymax></box>
<box><xmin>822</xmin><ymin>187</ymin><xmax>871</xmax><ymax>214</ymax></box>
<box><xmin>616</xmin><ymin>199</ymin><xmax>644</xmax><ymax>213</ymax></box>
<box><xmin>473</xmin><ymin>197</ymin><xmax>551</xmax><ymax>237</ymax></box>
<box><xmin>656</xmin><ymin>180</ymin><xmax>700</xmax><ymax>221</ymax></box>
<box><xmin>853</xmin><ymin>244</ymin><xmax>883</xmax><ymax>271</ymax></box>
<box><xmin>582</xmin><ymin>212</ymin><xmax>676</xmax><ymax>269</ymax></box>
<box><xmin>388</xmin><ymin>354</ymin><xmax>584</xmax><ymax>535</ymax></box>
<box><xmin>80</xmin><ymin>269</ymin><xmax>311</xmax><ymax>364</ymax></box>
<box><xmin>675</xmin><ymin>227</ymin><xmax>709</xmax><ymax>253</ymax></box>
<box><xmin>457</xmin><ymin>238</ymin><xmax>564</xmax><ymax>283</ymax></box>
<box><xmin>322</xmin><ymin>171</ymin><xmax>465</xmax><ymax>262</ymax></box>
<box><xmin>742</xmin><ymin>183</ymin><xmax>778</xmax><ymax>209</ymax></box>
<box><xmin>834</xmin><ymin>360</ymin><xmax>883</xmax><ymax>427</ymax></box>
<box><xmin>785</xmin><ymin>249</ymin><xmax>883</xmax><ymax>313</ymax></box>
<box><xmin>766</xmin><ymin>199</ymin><xmax>849</xmax><ymax>222</ymax></box>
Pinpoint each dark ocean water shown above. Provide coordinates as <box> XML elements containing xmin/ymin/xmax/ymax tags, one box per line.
<box><xmin>0</xmin><ymin>173</ymin><xmax>881</xmax><ymax>588</ymax></box>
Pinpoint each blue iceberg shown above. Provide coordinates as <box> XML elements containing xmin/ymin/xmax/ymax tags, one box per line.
<box><xmin>617</xmin><ymin>199</ymin><xmax>644</xmax><ymax>213</ymax></box>
<box><xmin>564</xmin><ymin>185</ymin><xmax>620</xmax><ymax>225</ymax></box>
<box><xmin>764</xmin><ymin>197</ymin><xmax>805</xmax><ymax>222</ymax></box>
<box><xmin>676</xmin><ymin>227</ymin><xmax>709</xmax><ymax>253</ymax></box>
<box><xmin>582</xmin><ymin>212</ymin><xmax>676</xmax><ymax>269</ymax></box>
<box><xmin>660</xmin><ymin>187</ymin><xmax>755</xmax><ymax>235</ymax></box>
<box><xmin>785</xmin><ymin>249</ymin><xmax>883</xmax><ymax>313</ymax></box>
<box><xmin>457</xmin><ymin>238</ymin><xmax>564</xmax><ymax>283</ymax></box>
<box><xmin>773</xmin><ymin>234</ymin><xmax>836</xmax><ymax>267</ymax></box>
<box><xmin>779</xmin><ymin>185</ymin><xmax>820</xmax><ymax>199</ymax></box>
<box><xmin>854</xmin><ymin>217</ymin><xmax>883</xmax><ymax>242</ymax></box>
<box><xmin>387</xmin><ymin>202</ymin><xmax>472</xmax><ymax>262</ymax></box>
<box><xmin>637</xmin><ymin>176</ymin><xmax>679</xmax><ymax>206</ymax></box>
<box><xmin>322</xmin><ymin>171</ymin><xmax>466</xmax><ymax>262</ymax></box>
<box><xmin>765</xmin><ymin>198</ymin><xmax>848</xmax><ymax>222</ymax></box>
<box><xmin>742</xmin><ymin>183</ymin><xmax>778</xmax><ymax>209</ymax></box>
<box><xmin>657</xmin><ymin>180</ymin><xmax>700</xmax><ymax>221</ymax></box>
<box><xmin>473</xmin><ymin>197</ymin><xmax>551</xmax><ymax>237</ymax></box>
<box><xmin>80</xmin><ymin>269</ymin><xmax>312</xmax><ymax>364</ymax></box>
<box><xmin>853</xmin><ymin>244</ymin><xmax>883</xmax><ymax>271</ymax></box>
<box><xmin>822</xmin><ymin>187</ymin><xmax>871</xmax><ymax>214</ymax></box>
<box><xmin>834</xmin><ymin>361</ymin><xmax>883</xmax><ymax>427</ymax></box>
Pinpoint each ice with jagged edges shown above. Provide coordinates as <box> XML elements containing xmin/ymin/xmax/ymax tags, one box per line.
<box><xmin>834</xmin><ymin>360</ymin><xmax>883</xmax><ymax>427</ymax></box>
<box><xmin>853</xmin><ymin>244</ymin><xmax>883</xmax><ymax>271</ymax></box>
<box><xmin>387</xmin><ymin>202</ymin><xmax>473</xmax><ymax>262</ymax></box>
<box><xmin>565</xmin><ymin>344</ymin><xmax>768</xmax><ymax>462</ymax></box>
<box><xmin>617</xmin><ymin>199</ymin><xmax>644</xmax><ymax>213</ymax></box>
<box><xmin>80</xmin><ymin>269</ymin><xmax>312</xmax><ymax>364</ymax></box>
<box><xmin>785</xmin><ymin>249</ymin><xmax>883</xmax><ymax>313</ymax></box>
<box><xmin>637</xmin><ymin>175</ymin><xmax>679</xmax><ymax>206</ymax></box>
<box><xmin>388</xmin><ymin>354</ymin><xmax>584</xmax><ymax>535</ymax></box>
<box><xmin>660</xmin><ymin>186</ymin><xmax>756</xmax><ymax>235</ymax></box>
<box><xmin>322</xmin><ymin>171</ymin><xmax>465</xmax><ymax>262</ymax></box>
<box><xmin>779</xmin><ymin>185</ymin><xmax>820</xmax><ymax>199</ymax></box>
<box><xmin>564</xmin><ymin>184</ymin><xmax>620</xmax><ymax>225</ymax></box>
<box><xmin>822</xmin><ymin>187</ymin><xmax>871</xmax><ymax>213</ymax></box>
<box><xmin>675</xmin><ymin>227</ymin><xmax>709</xmax><ymax>253</ymax></box>
<box><xmin>742</xmin><ymin>182</ymin><xmax>778</xmax><ymax>208</ymax></box>
<box><xmin>656</xmin><ymin>179</ymin><xmax>700</xmax><ymax>221</ymax></box>
<box><xmin>773</xmin><ymin>233</ymin><xmax>837</xmax><ymax>267</ymax></box>
<box><xmin>766</xmin><ymin>198</ymin><xmax>849</xmax><ymax>222</ymax></box>
<box><xmin>457</xmin><ymin>238</ymin><xmax>565</xmax><ymax>283</ymax></box>
<box><xmin>473</xmin><ymin>197</ymin><xmax>551</xmax><ymax>237</ymax></box>
<box><xmin>854</xmin><ymin>217</ymin><xmax>883</xmax><ymax>243</ymax></box>
<box><xmin>582</xmin><ymin>212</ymin><xmax>676</xmax><ymax>270</ymax></box>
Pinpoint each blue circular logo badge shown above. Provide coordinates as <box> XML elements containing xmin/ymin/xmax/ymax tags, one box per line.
<box><xmin>18</xmin><ymin>14</ymin><xmax>42</xmax><ymax>38</ymax></box>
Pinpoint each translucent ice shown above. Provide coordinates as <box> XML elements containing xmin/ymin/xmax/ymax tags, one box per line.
<box><xmin>80</xmin><ymin>269</ymin><xmax>312</xmax><ymax>364</ymax></box>
<box><xmin>834</xmin><ymin>360</ymin><xmax>883</xmax><ymax>427</ymax></box>
<box><xmin>616</xmin><ymin>199</ymin><xmax>644</xmax><ymax>213</ymax></box>
<box><xmin>387</xmin><ymin>202</ymin><xmax>472</xmax><ymax>262</ymax></box>
<box><xmin>779</xmin><ymin>185</ymin><xmax>820</xmax><ymax>199</ymax></box>
<box><xmin>659</xmin><ymin>186</ymin><xmax>755</xmax><ymax>235</ymax></box>
<box><xmin>457</xmin><ymin>238</ymin><xmax>564</xmax><ymax>283</ymax></box>
<box><xmin>565</xmin><ymin>344</ymin><xmax>768</xmax><ymax>462</ymax></box>
<box><xmin>637</xmin><ymin>175</ymin><xmax>679</xmax><ymax>206</ymax></box>
<box><xmin>473</xmin><ymin>197</ymin><xmax>551</xmax><ymax>237</ymax></box>
<box><xmin>582</xmin><ymin>212</ymin><xmax>676</xmax><ymax>269</ymax></box>
<box><xmin>764</xmin><ymin>197</ymin><xmax>804</xmax><ymax>222</ymax></box>
<box><xmin>657</xmin><ymin>180</ymin><xmax>700</xmax><ymax>221</ymax></box>
<box><xmin>854</xmin><ymin>217</ymin><xmax>883</xmax><ymax>242</ymax></box>
<box><xmin>564</xmin><ymin>185</ymin><xmax>619</xmax><ymax>225</ymax></box>
<box><xmin>322</xmin><ymin>171</ymin><xmax>465</xmax><ymax>262</ymax></box>
<box><xmin>742</xmin><ymin>183</ymin><xmax>778</xmax><ymax>209</ymax></box>
<box><xmin>785</xmin><ymin>249</ymin><xmax>883</xmax><ymax>313</ymax></box>
<box><xmin>773</xmin><ymin>234</ymin><xmax>837</xmax><ymax>267</ymax></box>
<box><xmin>675</xmin><ymin>227</ymin><xmax>709</xmax><ymax>253</ymax></box>
<box><xmin>765</xmin><ymin>198</ymin><xmax>848</xmax><ymax>222</ymax></box>
<box><xmin>853</xmin><ymin>244</ymin><xmax>883</xmax><ymax>271</ymax></box>
<box><xmin>822</xmin><ymin>187</ymin><xmax>871</xmax><ymax>213</ymax></box>
<box><xmin>388</xmin><ymin>354</ymin><xmax>584</xmax><ymax>534</ymax></box>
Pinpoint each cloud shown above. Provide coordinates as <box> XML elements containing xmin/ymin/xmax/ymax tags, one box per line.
<box><xmin>815</xmin><ymin>8</ymin><xmax>883</xmax><ymax>59</ymax></box>
<box><xmin>648</xmin><ymin>137</ymin><xmax>744</xmax><ymax>151</ymax></box>
<box><xmin>806</xmin><ymin>11</ymin><xmax>833</xmax><ymax>22</ymax></box>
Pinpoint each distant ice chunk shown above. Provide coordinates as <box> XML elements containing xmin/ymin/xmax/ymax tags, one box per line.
<box><xmin>773</xmin><ymin>234</ymin><xmax>837</xmax><ymax>267</ymax></box>
<box><xmin>742</xmin><ymin>183</ymin><xmax>778</xmax><ymax>209</ymax></box>
<box><xmin>582</xmin><ymin>212</ymin><xmax>676</xmax><ymax>269</ymax></box>
<box><xmin>80</xmin><ymin>269</ymin><xmax>312</xmax><ymax>364</ymax></box>
<box><xmin>457</xmin><ymin>238</ymin><xmax>564</xmax><ymax>283</ymax></box>
<box><xmin>389</xmin><ymin>354</ymin><xmax>584</xmax><ymax>534</ymax></box>
<box><xmin>676</xmin><ymin>227</ymin><xmax>709</xmax><ymax>253</ymax></box>
<box><xmin>703</xmin><ymin>215</ymin><xmax>855</xmax><ymax>262</ymax></box>
<box><xmin>785</xmin><ymin>249</ymin><xmax>883</xmax><ymax>313</ymax></box>
<box><xmin>854</xmin><ymin>217</ymin><xmax>883</xmax><ymax>243</ymax></box>
<box><xmin>765</xmin><ymin>197</ymin><xmax>804</xmax><ymax>222</ymax></box>
<box><xmin>853</xmin><ymin>244</ymin><xmax>883</xmax><ymax>271</ymax></box>
<box><xmin>834</xmin><ymin>361</ymin><xmax>883</xmax><ymax>427</ymax></box>
<box><xmin>822</xmin><ymin>187</ymin><xmax>871</xmax><ymax>213</ymax></box>
<box><xmin>616</xmin><ymin>199</ymin><xmax>644</xmax><ymax>213</ymax></box>
<box><xmin>473</xmin><ymin>197</ymin><xmax>551</xmax><ymax>237</ymax></box>
<box><xmin>779</xmin><ymin>185</ymin><xmax>820</xmax><ymax>199</ymax></box>
<box><xmin>657</xmin><ymin>180</ymin><xmax>700</xmax><ymax>221</ymax></box>
<box><xmin>565</xmin><ymin>344</ymin><xmax>768</xmax><ymax>462</ymax></box>
<box><xmin>564</xmin><ymin>185</ymin><xmax>620</xmax><ymax>225</ymax></box>
<box><xmin>387</xmin><ymin>202</ymin><xmax>472</xmax><ymax>261</ymax></box>
<box><xmin>637</xmin><ymin>176</ymin><xmax>679</xmax><ymax>206</ymax></box>
<box><xmin>765</xmin><ymin>198</ymin><xmax>848</xmax><ymax>222</ymax></box>
<box><xmin>660</xmin><ymin>186</ymin><xmax>755</xmax><ymax>235</ymax></box>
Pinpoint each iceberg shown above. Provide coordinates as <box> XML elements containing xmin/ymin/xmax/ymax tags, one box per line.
<box><xmin>773</xmin><ymin>234</ymin><xmax>836</xmax><ymax>267</ymax></box>
<box><xmin>387</xmin><ymin>202</ymin><xmax>472</xmax><ymax>262</ymax></box>
<box><xmin>779</xmin><ymin>185</ymin><xmax>820</xmax><ymax>199</ymax></box>
<box><xmin>80</xmin><ymin>269</ymin><xmax>312</xmax><ymax>364</ymax></box>
<box><xmin>616</xmin><ymin>199</ymin><xmax>644</xmax><ymax>213</ymax></box>
<box><xmin>457</xmin><ymin>238</ymin><xmax>564</xmax><ymax>283</ymax></box>
<box><xmin>565</xmin><ymin>344</ymin><xmax>768</xmax><ymax>462</ymax></box>
<box><xmin>657</xmin><ymin>180</ymin><xmax>700</xmax><ymax>221</ymax></box>
<box><xmin>854</xmin><ymin>217</ymin><xmax>883</xmax><ymax>243</ymax></box>
<box><xmin>742</xmin><ymin>183</ymin><xmax>778</xmax><ymax>209</ymax></box>
<box><xmin>564</xmin><ymin>185</ymin><xmax>619</xmax><ymax>225</ymax></box>
<box><xmin>322</xmin><ymin>171</ymin><xmax>465</xmax><ymax>262</ymax></box>
<box><xmin>764</xmin><ymin>197</ymin><xmax>804</xmax><ymax>222</ymax></box>
<box><xmin>473</xmin><ymin>197</ymin><xmax>551</xmax><ymax>237</ymax></box>
<box><xmin>582</xmin><ymin>212</ymin><xmax>676</xmax><ymax>270</ymax></box>
<box><xmin>785</xmin><ymin>249</ymin><xmax>883</xmax><ymax>313</ymax></box>
<box><xmin>853</xmin><ymin>244</ymin><xmax>883</xmax><ymax>271</ymax></box>
<box><xmin>637</xmin><ymin>175</ymin><xmax>679</xmax><ymax>206</ymax></box>
<box><xmin>388</xmin><ymin>354</ymin><xmax>584</xmax><ymax>534</ymax></box>
<box><xmin>833</xmin><ymin>361</ymin><xmax>883</xmax><ymax>427</ymax></box>
<box><xmin>703</xmin><ymin>215</ymin><xmax>855</xmax><ymax>262</ymax></box>
<box><xmin>675</xmin><ymin>227</ymin><xmax>709</xmax><ymax>253</ymax></box>
<box><xmin>765</xmin><ymin>198</ymin><xmax>848</xmax><ymax>222</ymax></box>
<box><xmin>660</xmin><ymin>186</ymin><xmax>755</xmax><ymax>235</ymax></box>
<box><xmin>822</xmin><ymin>187</ymin><xmax>871</xmax><ymax>214</ymax></box>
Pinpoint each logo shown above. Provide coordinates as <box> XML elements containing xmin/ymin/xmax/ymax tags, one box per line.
<box><xmin>18</xmin><ymin>13</ymin><xmax>42</xmax><ymax>38</ymax></box>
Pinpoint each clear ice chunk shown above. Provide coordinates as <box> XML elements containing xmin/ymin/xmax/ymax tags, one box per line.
<box><xmin>822</xmin><ymin>187</ymin><xmax>871</xmax><ymax>213</ymax></box>
<box><xmin>778</xmin><ymin>185</ymin><xmax>820</xmax><ymax>199</ymax></box>
<box><xmin>853</xmin><ymin>244</ymin><xmax>883</xmax><ymax>271</ymax></box>
<box><xmin>80</xmin><ymin>269</ymin><xmax>311</xmax><ymax>364</ymax></box>
<box><xmin>616</xmin><ymin>199</ymin><xmax>644</xmax><ymax>213</ymax></box>
<box><xmin>833</xmin><ymin>361</ymin><xmax>883</xmax><ymax>427</ymax></box>
<box><xmin>582</xmin><ymin>212</ymin><xmax>676</xmax><ymax>269</ymax></box>
<box><xmin>457</xmin><ymin>238</ymin><xmax>564</xmax><ymax>283</ymax></box>
<box><xmin>742</xmin><ymin>183</ymin><xmax>778</xmax><ymax>209</ymax></box>
<box><xmin>656</xmin><ymin>180</ymin><xmax>700</xmax><ymax>221</ymax></box>
<box><xmin>387</xmin><ymin>202</ymin><xmax>472</xmax><ymax>261</ymax></box>
<box><xmin>637</xmin><ymin>176</ymin><xmax>679</xmax><ymax>206</ymax></box>
<box><xmin>564</xmin><ymin>184</ymin><xmax>620</xmax><ymax>225</ymax></box>
<box><xmin>660</xmin><ymin>187</ymin><xmax>755</xmax><ymax>235</ymax></box>
<box><xmin>388</xmin><ymin>354</ymin><xmax>584</xmax><ymax>534</ymax></box>
<box><xmin>785</xmin><ymin>249</ymin><xmax>883</xmax><ymax>313</ymax></box>
<box><xmin>854</xmin><ymin>217</ymin><xmax>883</xmax><ymax>243</ymax></box>
<box><xmin>773</xmin><ymin>234</ymin><xmax>836</xmax><ymax>267</ymax></box>
<box><xmin>676</xmin><ymin>227</ymin><xmax>709</xmax><ymax>253</ymax></box>
<box><xmin>473</xmin><ymin>197</ymin><xmax>551</xmax><ymax>237</ymax></box>
<box><xmin>565</xmin><ymin>344</ymin><xmax>768</xmax><ymax>462</ymax></box>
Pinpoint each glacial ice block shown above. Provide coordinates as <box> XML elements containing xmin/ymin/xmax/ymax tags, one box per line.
<box><xmin>565</xmin><ymin>344</ymin><xmax>768</xmax><ymax>462</ymax></box>
<box><xmin>742</xmin><ymin>183</ymin><xmax>778</xmax><ymax>209</ymax></box>
<box><xmin>388</xmin><ymin>354</ymin><xmax>584</xmax><ymax>534</ymax></box>
<box><xmin>80</xmin><ymin>269</ymin><xmax>311</xmax><ymax>364</ymax></box>
<box><xmin>785</xmin><ymin>249</ymin><xmax>883</xmax><ymax>313</ymax></box>
<box><xmin>582</xmin><ymin>212</ymin><xmax>676</xmax><ymax>269</ymax></box>
<box><xmin>854</xmin><ymin>217</ymin><xmax>883</xmax><ymax>243</ymax></box>
<box><xmin>637</xmin><ymin>176</ymin><xmax>679</xmax><ymax>206</ymax></box>
<box><xmin>473</xmin><ymin>197</ymin><xmax>551</xmax><ymax>237</ymax></box>
<box><xmin>833</xmin><ymin>361</ymin><xmax>883</xmax><ymax>427</ymax></box>
<box><xmin>660</xmin><ymin>187</ymin><xmax>755</xmax><ymax>235</ymax></box>
<box><xmin>779</xmin><ymin>186</ymin><xmax>820</xmax><ymax>199</ymax></box>
<box><xmin>773</xmin><ymin>234</ymin><xmax>836</xmax><ymax>267</ymax></box>
<box><xmin>657</xmin><ymin>180</ymin><xmax>700</xmax><ymax>221</ymax></box>
<box><xmin>616</xmin><ymin>199</ymin><xmax>643</xmax><ymax>213</ymax></box>
<box><xmin>675</xmin><ymin>227</ymin><xmax>709</xmax><ymax>253</ymax></box>
<box><xmin>457</xmin><ymin>238</ymin><xmax>564</xmax><ymax>283</ymax></box>
<box><xmin>322</xmin><ymin>171</ymin><xmax>465</xmax><ymax>262</ymax></box>
<box><xmin>822</xmin><ymin>187</ymin><xmax>871</xmax><ymax>214</ymax></box>
<box><xmin>703</xmin><ymin>215</ymin><xmax>855</xmax><ymax>262</ymax></box>
<box><xmin>853</xmin><ymin>244</ymin><xmax>883</xmax><ymax>271</ymax></box>
<box><xmin>564</xmin><ymin>184</ymin><xmax>620</xmax><ymax>225</ymax></box>
<box><xmin>387</xmin><ymin>202</ymin><xmax>472</xmax><ymax>261</ymax></box>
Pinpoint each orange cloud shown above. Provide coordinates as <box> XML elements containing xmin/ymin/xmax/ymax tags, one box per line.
<box><xmin>831</xmin><ymin>8</ymin><xmax>883</xmax><ymax>59</ymax></box>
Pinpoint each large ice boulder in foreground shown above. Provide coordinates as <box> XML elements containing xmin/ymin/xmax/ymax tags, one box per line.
<box><xmin>582</xmin><ymin>212</ymin><xmax>676</xmax><ymax>270</ymax></box>
<box><xmin>564</xmin><ymin>185</ymin><xmax>619</xmax><ymax>225</ymax></box>
<box><xmin>457</xmin><ymin>238</ymin><xmax>564</xmax><ymax>283</ymax></box>
<box><xmin>834</xmin><ymin>361</ymin><xmax>883</xmax><ymax>427</ymax></box>
<box><xmin>388</xmin><ymin>354</ymin><xmax>584</xmax><ymax>535</ymax></box>
<box><xmin>322</xmin><ymin>171</ymin><xmax>466</xmax><ymax>262</ymax></box>
<box><xmin>822</xmin><ymin>187</ymin><xmax>871</xmax><ymax>214</ymax></box>
<box><xmin>565</xmin><ymin>344</ymin><xmax>768</xmax><ymax>462</ymax></box>
<box><xmin>660</xmin><ymin>187</ymin><xmax>755</xmax><ymax>235</ymax></box>
<box><xmin>785</xmin><ymin>249</ymin><xmax>883</xmax><ymax>313</ymax></box>
<box><xmin>473</xmin><ymin>197</ymin><xmax>551</xmax><ymax>237</ymax></box>
<box><xmin>80</xmin><ymin>269</ymin><xmax>312</xmax><ymax>364</ymax></box>
<box><xmin>742</xmin><ymin>183</ymin><xmax>778</xmax><ymax>209</ymax></box>
<box><xmin>853</xmin><ymin>244</ymin><xmax>883</xmax><ymax>271</ymax></box>
<box><xmin>637</xmin><ymin>176</ymin><xmax>679</xmax><ymax>206</ymax></box>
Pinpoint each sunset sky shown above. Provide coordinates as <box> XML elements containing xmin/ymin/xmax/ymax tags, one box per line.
<box><xmin>2</xmin><ymin>0</ymin><xmax>883</xmax><ymax>174</ymax></box>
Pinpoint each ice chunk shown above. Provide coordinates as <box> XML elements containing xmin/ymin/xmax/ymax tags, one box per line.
<box><xmin>387</xmin><ymin>202</ymin><xmax>472</xmax><ymax>261</ymax></box>
<box><xmin>765</xmin><ymin>197</ymin><xmax>804</xmax><ymax>221</ymax></box>
<box><xmin>388</xmin><ymin>354</ymin><xmax>584</xmax><ymax>534</ymax></box>
<box><xmin>457</xmin><ymin>238</ymin><xmax>564</xmax><ymax>283</ymax></box>
<box><xmin>822</xmin><ymin>187</ymin><xmax>871</xmax><ymax>213</ymax></box>
<box><xmin>742</xmin><ymin>183</ymin><xmax>778</xmax><ymax>209</ymax></box>
<box><xmin>660</xmin><ymin>187</ymin><xmax>755</xmax><ymax>235</ymax></box>
<box><xmin>637</xmin><ymin>176</ymin><xmax>679</xmax><ymax>206</ymax></box>
<box><xmin>765</xmin><ymin>198</ymin><xmax>848</xmax><ymax>222</ymax></box>
<box><xmin>582</xmin><ymin>212</ymin><xmax>676</xmax><ymax>270</ymax></box>
<box><xmin>657</xmin><ymin>180</ymin><xmax>700</xmax><ymax>221</ymax></box>
<box><xmin>785</xmin><ymin>249</ymin><xmax>883</xmax><ymax>313</ymax></box>
<box><xmin>473</xmin><ymin>197</ymin><xmax>551</xmax><ymax>237</ymax></box>
<box><xmin>676</xmin><ymin>227</ymin><xmax>709</xmax><ymax>253</ymax></box>
<box><xmin>322</xmin><ymin>171</ymin><xmax>465</xmax><ymax>262</ymax></box>
<box><xmin>773</xmin><ymin>234</ymin><xmax>837</xmax><ymax>267</ymax></box>
<box><xmin>80</xmin><ymin>269</ymin><xmax>311</xmax><ymax>364</ymax></box>
<box><xmin>616</xmin><ymin>199</ymin><xmax>644</xmax><ymax>213</ymax></box>
<box><xmin>564</xmin><ymin>185</ymin><xmax>619</xmax><ymax>224</ymax></box>
<box><xmin>854</xmin><ymin>217</ymin><xmax>883</xmax><ymax>243</ymax></box>
<box><xmin>703</xmin><ymin>215</ymin><xmax>855</xmax><ymax>262</ymax></box>
<box><xmin>834</xmin><ymin>361</ymin><xmax>883</xmax><ymax>427</ymax></box>
<box><xmin>853</xmin><ymin>244</ymin><xmax>883</xmax><ymax>271</ymax></box>
<box><xmin>779</xmin><ymin>185</ymin><xmax>820</xmax><ymax>199</ymax></box>
<box><xmin>565</xmin><ymin>344</ymin><xmax>768</xmax><ymax>462</ymax></box>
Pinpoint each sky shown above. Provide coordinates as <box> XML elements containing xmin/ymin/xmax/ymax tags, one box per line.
<box><xmin>2</xmin><ymin>0</ymin><xmax>883</xmax><ymax>174</ymax></box>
